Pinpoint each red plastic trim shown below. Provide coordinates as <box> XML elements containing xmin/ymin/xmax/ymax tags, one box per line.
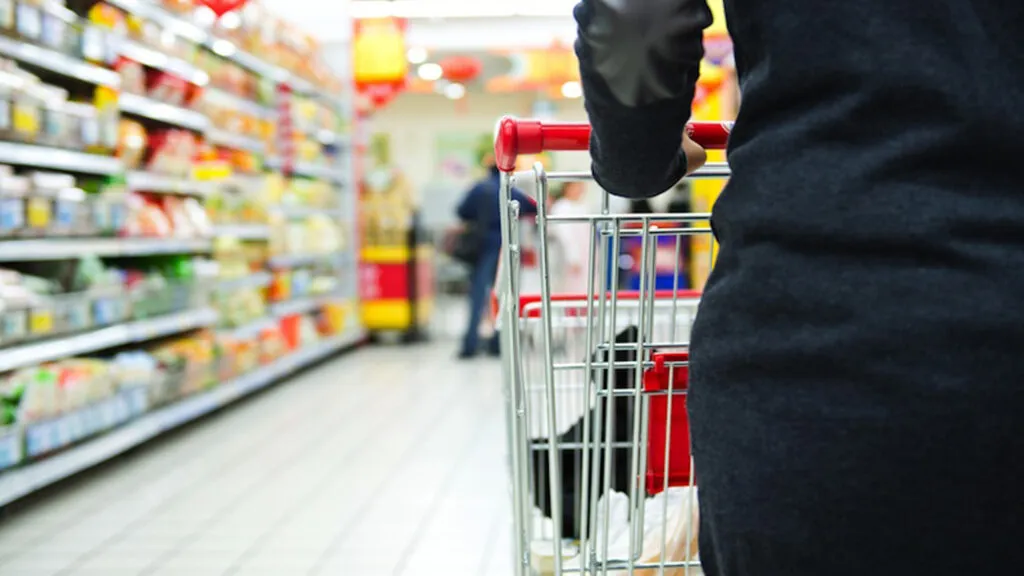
<box><xmin>494</xmin><ymin>117</ymin><xmax>733</xmax><ymax>173</ymax></box>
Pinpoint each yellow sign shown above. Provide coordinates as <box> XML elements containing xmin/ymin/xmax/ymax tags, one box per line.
<box><xmin>353</xmin><ymin>18</ymin><xmax>408</xmax><ymax>88</ymax></box>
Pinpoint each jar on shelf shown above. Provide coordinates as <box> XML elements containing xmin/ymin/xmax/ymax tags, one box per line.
<box><xmin>14</xmin><ymin>0</ymin><xmax>44</xmax><ymax>44</ymax></box>
<box><xmin>54</xmin><ymin>186</ymin><xmax>89</xmax><ymax>236</ymax></box>
<box><xmin>27</xmin><ymin>298</ymin><xmax>56</xmax><ymax>340</ymax></box>
<box><xmin>0</xmin><ymin>0</ymin><xmax>14</xmax><ymax>33</ymax></box>
<box><xmin>39</xmin><ymin>1</ymin><xmax>73</xmax><ymax>54</ymax></box>
<box><xmin>64</xmin><ymin>100</ymin><xmax>99</xmax><ymax>152</ymax></box>
<box><xmin>0</xmin><ymin>168</ymin><xmax>25</xmax><ymax>238</ymax></box>
<box><xmin>0</xmin><ymin>300</ymin><xmax>28</xmax><ymax>345</ymax></box>
<box><xmin>24</xmin><ymin>172</ymin><xmax>75</xmax><ymax>237</ymax></box>
<box><xmin>59</xmin><ymin>292</ymin><xmax>92</xmax><ymax>334</ymax></box>
<box><xmin>12</xmin><ymin>71</ymin><xmax>43</xmax><ymax>144</ymax></box>
<box><xmin>37</xmin><ymin>84</ymin><xmax>68</xmax><ymax>148</ymax></box>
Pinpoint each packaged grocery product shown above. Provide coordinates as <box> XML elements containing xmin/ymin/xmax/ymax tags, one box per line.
<box><xmin>38</xmin><ymin>1</ymin><xmax>72</xmax><ymax>54</ymax></box>
<box><xmin>15</xmin><ymin>0</ymin><xmax>44</xmax><ymax>43</ymax></box>
<box><xmin>36</xmin><ymin>84</ymin><xmax>67</xmax><ymax>147</ymax></box>
<box><xmin>116</xmin><ymin>119</ymin><xmax>147</xmax><ymax>169</ymax></box>
<box><xmin>146</xmin><ymin>70</ymin><xmax>187</xmax><ymax>105</ymax></box>
<box><xmin>115</xmin><ymin>57</ymin><xmax>145</xmax><ymax>94</ymax></box>
<box><xmin>0</xmin><ymin>172</ymin><xmax>28</xmax><ymax>237</ymax></box>
<box><xmin>12</xmin><ymin>71</ymin><xmax>42</xmax><ymax>143</ymax></box>
<box><xmin>64</xmin><ymin>100</ymin><xmax>100</xmax><ymax>152</ymax></box>
<box><xmin>124</xmin><ymin>194</ymin><xmax>172</xmax><ymax>237</ymax></box>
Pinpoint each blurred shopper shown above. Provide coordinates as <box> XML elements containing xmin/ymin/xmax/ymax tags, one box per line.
<box><xmin>548</xmin><ymin>182</ymin><xmax>592</xmax><ymax>293</ymax></box>
<box><xmin>575</xmin><ymin>0</ymin><xmax>1024</xmax><ymax>574</ymax></box>
<box><xmin>455</xmin><ymin>151</ymin><xmax>536</xmax><ymax>359</ymax></box>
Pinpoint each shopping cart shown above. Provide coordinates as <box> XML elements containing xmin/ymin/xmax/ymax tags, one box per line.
<box><xmin>493</xmin><ymin>117</ymin><xmax>731</xmax><ymax>575</ymax></box>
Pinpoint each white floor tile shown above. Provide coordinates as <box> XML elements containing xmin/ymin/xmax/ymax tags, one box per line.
<box><xmin>0</xmin><ymin>340</ymin><xmax>516</xmax><ymax>576</ymax></box>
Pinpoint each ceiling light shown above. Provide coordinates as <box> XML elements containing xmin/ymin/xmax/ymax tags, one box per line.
<box><xmin>219</xmin><ymin>11</ymin><xmax>242</xmax><ymax>30</ymax></box>
<box><xmin>417</xmin><ymin>63</ymin><xmax>443</xmax><ymax>81</ymax></box>
<box><xmin>211</xmin><ymin>39</ymin><xmax>237</xmax><ymax>57</ymax></box>
<box><xmin>406</xmin><ymin>47</ymin><xmax>428</xmax><ymax>64</ymax></box>
<box><xmin>445</xmin><ymin>83</ymin><xmax>466</xmax><ymax>100</ymax></box>
<box><xmin>561</xmin><ymin>81</ymin><xmax>582</xmax><ymax>99</ymax></box>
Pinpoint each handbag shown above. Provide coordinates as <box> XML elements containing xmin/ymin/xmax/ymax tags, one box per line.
<box><xmin>450</xmin><ymin>189</ymin><xmax>493</xmax><ymax>265</ymax></box>
<box><xmin>451</xmin><ymin>220</ymin><xmax>484</xmax><ymax>264</ymax></box>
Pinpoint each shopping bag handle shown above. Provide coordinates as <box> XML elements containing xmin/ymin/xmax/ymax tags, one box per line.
<box><xmin>494</xmin><ymin>116</ymin><xmax>733</xmax><ymax>171</ymax></box>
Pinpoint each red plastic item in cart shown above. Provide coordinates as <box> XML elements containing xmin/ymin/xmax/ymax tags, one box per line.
<box><xmin>643</xmin><ymin>350</ymin><xmax>693</xmax><ymax>495</ymax></box>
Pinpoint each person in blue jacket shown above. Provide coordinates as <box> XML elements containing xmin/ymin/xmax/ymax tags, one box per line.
<box><xmin>456</xmin><ymin>152</ymin><xmax>536</xmax><ymax>359</ymax></box>
<box><xmin>574</xmin><ymin>0</ymin><xmax>1024</xmax><ymax>573</ymax></box>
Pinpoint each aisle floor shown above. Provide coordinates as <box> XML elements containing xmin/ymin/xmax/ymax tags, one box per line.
<box><xmin>0</xmin><ymin>341</ymin><xmax>514</xmax><ymax>576</ymax></box>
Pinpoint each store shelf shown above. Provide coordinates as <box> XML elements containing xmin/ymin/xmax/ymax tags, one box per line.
<box><xmin>105</xmin><ymin>0</ymin><xmax>207</xmax><ymax>44</ymax></box>
<box><xmin>270</xmin><ymin>292</ymin><xmax>343</xmax><ymax>317</ymax></box>
<box><xmin>0</xmin><ymin>328</ymin><xmax>364</xmax><ymax>507</ymax></box>
<box><xmin>212</xmin><ymin>224</ymin><xmax>270</xmax><ymax>240</ymax></box>
<box><xmin>221</xmin><ymin>316</ymin><xmax>277</xmax><ymax>340</ymax></box>
<box><xmin>224</xmin><ymin>46</ymin><xmax>290</xmax><ymax>84</ymax></box>
<box><xmin>203</xmin><ymin>87</ymin><xmax>275</xmax><ymax>120</ymax></box>
<box><xmin>116</xmin><ymin>37</ymin><xmax>209</xmax><ymax>86</ymax></box>
<box><xmin>266</xmin><ymin>157</ymin><xmax>343</xmax><ymax>182</ymax></box>
<box><xmin>119</xmin><ymin>93</ymin><xmax>211</xmax><ymax>132</ymax></box>
<box><xmin>273</xmin><ymin>205</ymin><xmax>344</xmax><ymax>220</ymax></box>
<box><xmin>0</xmin><ymin>142</ymin><xmax>123</xmax><ymax>174</ymax></box>
<box><xmin>0</xmin><ymin>307</ymin><xmax>217</xmax><ymax>374</ymax></box>
<box><xmin>267</xmin><ymin>252</ymin><xmax>341</xmax><ymax>269</ymax></box>
<box><xmin>126</xmin><ymin>171</ymin><xmax>215</xmax><ymax>196</ymax></box>
<box><xmin>0</xmin><ymin>238</ymin><xmax>211</xmax><ymax>262</ymax></box>
<box><xmin>104</xmin><ymin>0</ymin><xmax>338</xmax><ymax>104</ymax></box>
<box><xmin>0</xmin><ymin>35</ymin><xmax>121</xmax><ymax>88</ymax></box>
<box><xmin>207</xmin><ymin>129</ymin><xmax>266</xmax><ymax>153</ymax></box>
<box><xmin>217</xmin><ymin>272</ymin><xmax>273</xmax><ymax>292</ymax></box>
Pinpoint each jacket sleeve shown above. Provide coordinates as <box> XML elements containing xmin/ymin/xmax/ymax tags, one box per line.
<box><xmin>574</xmin><ymin>0</ymin><xmax>713</xmax><ymax>199</ymax></box>
<box><xmin>456</xmin><ymin>186</ymin><xmax>479</xmax><ymax>222</ymax></box>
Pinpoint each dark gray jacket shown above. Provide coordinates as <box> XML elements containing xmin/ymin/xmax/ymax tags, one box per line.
<box><xmin>575</xmin><ymin>1</ymin><xmax>1024</xmax><ymax>574</ymax></box>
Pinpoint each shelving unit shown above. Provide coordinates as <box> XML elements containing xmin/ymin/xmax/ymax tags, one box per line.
<box><xmin>0</xmin><ymin>238</ymin><xmax>212</xmax><ymax>261</ymax></box>
<box><xmin>0</xmin><ymin>143</ymin><xmax>124</xmax><ymax>175</ymax></box>
<box><xmin>119</xmin><ymin>93</ymin><xmax>212</xmax><ymax>132</ymax></box>
<box><xmin>0</xmin><ymin>308</ymin><xmax>218</xmax><ymax>373</ymax></box>
<box><xmin>0</xmin><ymin>35</ymin><xmax>121</xmax><ymax>88</ymax></box>
<box><xmin>0</xmin><ymin>0</ymin><xmax>360</xmax><ymax>506</ymax></box>
<box><xmin>0</xmin><ymin>327</ymin><xmax>363</xmax><ymax>507</ymax></box>
<box><xmin>125</xmin><ymin>171</ymin><xmax>215</xmax><ymax>196</ymax></box>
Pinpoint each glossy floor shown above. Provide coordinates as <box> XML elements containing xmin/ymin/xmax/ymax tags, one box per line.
<box><xmin>0</xmin><ymin>341</ymin><xmax>514</xmax><ymax>575</ymax></box>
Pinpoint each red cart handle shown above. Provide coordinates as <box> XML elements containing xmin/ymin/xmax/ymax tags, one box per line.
<box><xmin>494</xmin><ymin>116</ymin><xmax>733</xmax><ymax>172</ymax></box>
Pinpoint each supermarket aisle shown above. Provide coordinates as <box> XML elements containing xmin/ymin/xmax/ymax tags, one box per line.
<box><xmin>0</xmin><ymin>343</ymin><xmax>514</xmax><ymax>576</ymax></box>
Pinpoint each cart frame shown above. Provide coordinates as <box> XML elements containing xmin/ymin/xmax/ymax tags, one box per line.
<box><xmin>493</xmin><ymin>116</ymin><xmax>731</xmax><ymax>576</ymax></box>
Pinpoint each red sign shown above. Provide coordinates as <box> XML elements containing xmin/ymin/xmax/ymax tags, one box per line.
<box><xmin>196</xmin><ymin>0</ymin><xmax>248</xmax><ymax>17</ymax></box>
<box><xmin>359</xmin><ymin>250</ymin><xmax>433</xmax><ymax>303</ymax></box>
